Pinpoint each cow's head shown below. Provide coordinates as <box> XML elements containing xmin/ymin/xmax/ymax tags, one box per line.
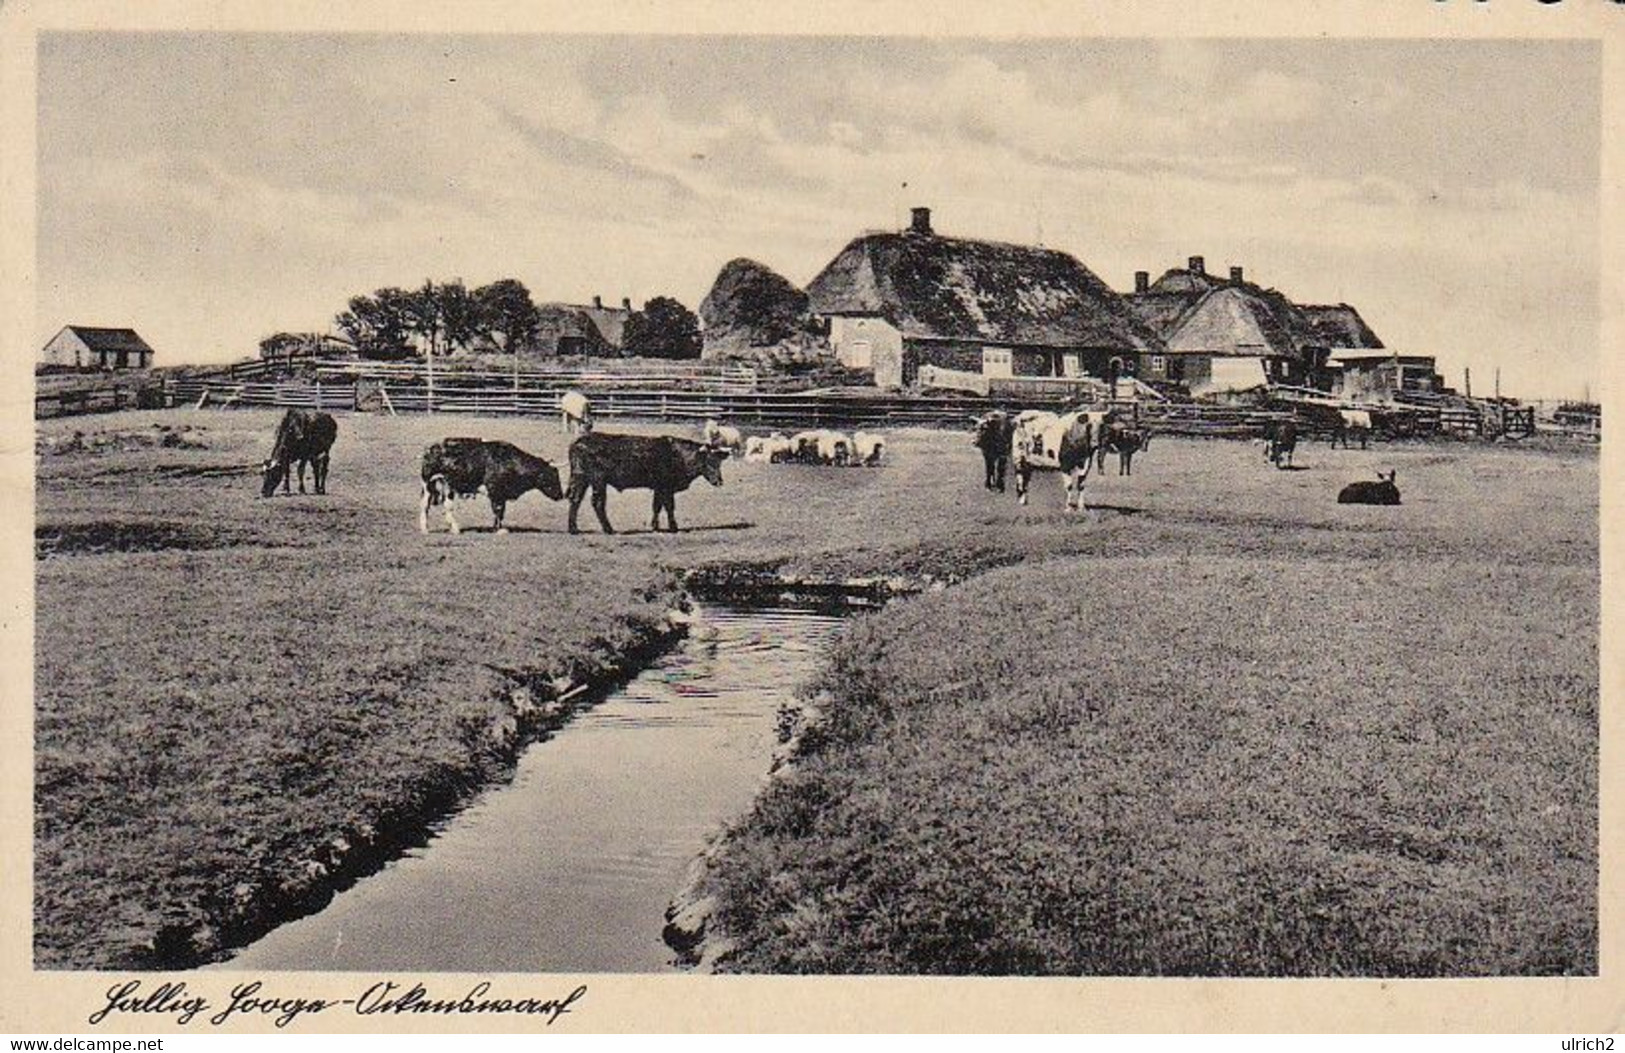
<box><xmin>533</xmin><ymin>460</ymin><xmax>565</xmax><ymax>501</ymax></box>
<box><xmin>699</xmin><ymin>444</ymin><xmax>730</xmax><ymax>487</ymax></box>
<box><xmin>259</xmin><ymin>459</ymin><xmax>285</xmax><ymax>498</ymax></box>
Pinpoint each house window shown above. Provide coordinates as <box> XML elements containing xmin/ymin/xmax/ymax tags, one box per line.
<box><xmin>982</xmin><ymin>348</ymin><xmax>1013</xmax><ymax>378</ymax></box>
<box><xmin>1151</xmin><ymin>355</ymin><xmax>1166</xmax><ymax>375</ymax></box>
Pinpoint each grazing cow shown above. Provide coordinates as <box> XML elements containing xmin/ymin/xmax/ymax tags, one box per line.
<box><xmin>566</xmin><ymin>432</ymin><xmax>729</xmax><ymax>534</ymax></box>
<box><xmin>1337</xmin><ymin>469</ymin><xmax>1401</xmax><ymax>505</ymax></box>
<box><xmin>1012</xmin><ymin>409</ymin><xmax>1114</xmax><ymax>511</ymax></box>
<box><xmin>972</xmin><ymin>412</ymin><xmax>1015</xmax><ymax>491</ymax></box>
<box><xmin>853</xmin><ymin>432</ymin><xmax>886</xmax><ymax>466</ymax></box>
<box><xmin>260</xmin><ymin>409</ymin><xmax>338</xmax><ymax>497</ymax></box>
<box><xmin>419</xmin><ymin>439</ymin><xmax>564</xmax><ymax>534</ymax></box>
<box><xmin>1264</xmin><ymin>419</ymin><xmax>1299</xmax><ymax>469</ymax></box>
<box><xmin>1332</xmin><ymin>409</ymin><xmax>1372</xmax><ymax>450</ymax></box>
<box><xmin>560</xmin><ymin>390</ymin><xmax>594</xmax><ymax>436</ymax></box>
<box><xmin>702</xmin><ymin>419</ymin><xmax>745</xmax><ymax>452</ymax></box>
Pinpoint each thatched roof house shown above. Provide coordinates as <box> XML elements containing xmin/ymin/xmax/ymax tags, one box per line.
<box><xmin>39</xmin><ymin>325</ymin><xmax>155</xmax><ymax>371</ymax></box>
<box><xmin>806</xmin><ymin>208</ymin><xmax>1159</xmax><ymax>388</ymax></box>
<box><xmin>1301</xmin><ymin>304</ymin><xmax>1384</xmax><ymax>350</ymax></box>
<box><xmin>531</xmin><ymin>304</ymin><xmax>617</xmax><ymax>357</ymax></box>
<box><xmin>1126</xmin><ymin>258</ymin><xmax>1361</xmax><ymax>394</ymax></box>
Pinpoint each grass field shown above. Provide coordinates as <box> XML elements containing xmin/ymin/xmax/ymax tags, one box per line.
<box><xmin>33</xmin><ymin>407</ymin><xmax>1598</xmax><ymax>972</ymax></box>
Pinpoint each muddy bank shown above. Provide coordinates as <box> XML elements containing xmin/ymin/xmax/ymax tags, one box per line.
<box><xmin>128</xmin><ymin>609</ymin><xmax>692</xmax><ymax>970</ymax></box>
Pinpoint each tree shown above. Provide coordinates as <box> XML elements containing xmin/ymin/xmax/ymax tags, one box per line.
<box><xmin>258</xmin><ymin>332</ymin><xmax>305</xmax><ymax>360</ymax></box>
<box><xmin>404</xmin><ymin>279</ymin><xmax>479</xmax><ymax>358</ymax></box>
<box><xmin>473</xmin><ymin>279</ymin><xmax>541</xmax><ymax>355</ymax></box>
<box><xmin>621</xmin><ymin>296</ymin><xmax>702</xmax><ymax>359</ymax></box>
<box><xmin>335</xmin><ymin>287</ymin><xmax>414</xmax><ymax>360</ymax></box>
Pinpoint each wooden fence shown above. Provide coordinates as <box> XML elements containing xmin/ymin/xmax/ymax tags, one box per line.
<box><xmin>52</xmin><ymin>369</ymin><xmax>1599</xmax><ymax>444</ymax></box>
<box><xmin>158</xmin><ymin>376</ymin><xmax>1307</xmax><ymax>436</ymax></box>
<box><xmin>35</xmin><ymin>379</ymin><xmax>164</xmax><ymax>419</ymax></box>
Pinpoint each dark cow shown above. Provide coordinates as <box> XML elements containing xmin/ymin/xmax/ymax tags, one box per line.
<box><xmin>1337</xmin><ymin>469</ymin><xmax>1401</xmax><ymax>505</ymax></box>
<box><xmin>566</xmin><ymin>432</ymin><xmax>729</xmax><ymax>534</ymax></box>
<box><xmin>1263</xmin><ymin>418</ymin><xmax>1299</xmax><ymax>469</ymax></box>
<box><xmin>260</xmin><ymin>409</ymin><xmax>338</xmax><ymax>497</ymax></box>
<box><xmin>1099</xmin><ymin>422</ymin><xmax>1152</xmax><ymax>476</ymax></box>
<box><xmin>419</xmin><ymin>438</ymin><xmax>564</xmax><ymax>534</ymax></box>
<box><xmin>972</xmin><ymin>412</ymin><xmax>1015</xmax><ymax>492</ymax></box>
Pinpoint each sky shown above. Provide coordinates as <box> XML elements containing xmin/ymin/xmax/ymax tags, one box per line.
<box><xmin>35</xmin><ymin>33</ymin><xmax>1601</xmax><ymax>400</ymax></box>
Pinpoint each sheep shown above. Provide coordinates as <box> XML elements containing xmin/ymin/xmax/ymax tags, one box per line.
<box><xmin>743</xmin><ymin>436</ymin><xmax>772</xmax><ymax>463</ymax></box>
<box><xmin>814</xmin><ymin>429</ymin><xmax>854</xmax><ymax>466</ymax></box>
<box><xmin>702</xmin><ymin>419</ymin><xmax>745</xmax><ymax>452</ymax></box>
<box><xmin>560</xmin><ymin>390</ymin><xmax>593</xmax><ymax>435</ymax></box>
<box><xmin>1337</xmin><ymin>470</ymin><xmax>1401</xmax><ymax>505</ymax></box>
<box><xmin>853</xmin><ymin>431</ymin><xmax>886</xmax><ymax>466</ymax></box>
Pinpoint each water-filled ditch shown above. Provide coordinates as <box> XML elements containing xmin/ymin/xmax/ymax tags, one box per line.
<box><xmin>221</xmin><ymin>602</ymin><xmax>848</xmax><ymax>973</ymax></box>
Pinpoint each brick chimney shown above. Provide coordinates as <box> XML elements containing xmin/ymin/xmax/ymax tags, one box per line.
<box><xmin>592</xmin><ymin>295</ymin><xmax>603</xmax><ymax>309</ymax></box>
<box><xmin>1229</xmin><ymin>266</ymin><xmax>1244</xmax><ymax>283</ymax></box>
<box><xmin>1134</xmin><ymin>271</ymin><xmax>1150</xmax><ymax>294</ymax></box>
<box><xmin>1188</xmin><ymin>255</ymin><xmax>1205</xmax><ymax>276</ymax></box>
<box><xmin>910</xmin><ymin>206</ymin><xmax>933</xmax><ymax>236</ymax></box>
<box><xmin>622</xmin><ymin>297</ymin><xmax>632</xmax><ymax>311</ymax></box>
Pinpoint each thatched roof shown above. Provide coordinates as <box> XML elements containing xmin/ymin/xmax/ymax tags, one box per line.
<box><xmin>1163</xmin><ymin>287</ymin><xmax>1306</xmax><ymax>357</ymax></box>
<box><xmin>1130</xmin><ymin>267</ymin><xmax>1328</xmax><ymax>358</ymax></box>
<box><xmin>807</xmin><ymin>231</ymin><xmax>1159</xmax><ymax>352</ymax></box>
<box><xmin>1301</xmin><ymin>304</ymin><xmax>1384</xmax><ymax>349</ymax></box>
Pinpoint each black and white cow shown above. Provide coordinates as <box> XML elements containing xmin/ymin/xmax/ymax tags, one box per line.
<box><xmin>566</xmin><ymin>432</ymin><xmax>729</xmax><ymax>534</ymax></box>
<box><xmin>1332</xmin><ymin>409</ymin><xmax>1372</xmax><ymax>450</ymax></box>
<box><xmin>419</xmin><ymin>438</ymin><xmax>565</xmax><ymax>534</ymax></box>
<box><xmin>260</xmin><ymin>409</ymin><xmax>338</xmax><ymax>497</ymax></box>
<box><xmin>1012</xmin><ymin>409</ymin><xmax>1113</xmax><ymax>512</ymax></box>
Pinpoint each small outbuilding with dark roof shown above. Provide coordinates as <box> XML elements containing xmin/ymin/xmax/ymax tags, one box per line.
<box><xmin>39</xmin><ymin>326</ymin><xmax>156</xmax><ymax>370</ymax></box>
<box><xmin>806</xmin><ymin>207</ymin><xmax>1160</xmax><ymax>388</ymax></box>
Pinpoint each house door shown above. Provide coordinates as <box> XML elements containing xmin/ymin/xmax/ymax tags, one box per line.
<box><xmin>1060</xmin><ymin>352</ymin><xmax>1084</xmax><ymax>377</ymax></box>
<box><xmin>982</xmin><ymin>347</ymin><xmax>1013</xmax><ymax>378</ymax></box>
<box><xmin>846</xmin><ymin>340</ymin><xmax>873</xmax><ymax>369</ymax></box>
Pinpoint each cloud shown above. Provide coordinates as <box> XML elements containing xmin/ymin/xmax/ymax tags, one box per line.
<box><xmin>484</xmin><ymin>101</ymin><xmax>697</xmax><ymax>201</ymax></box>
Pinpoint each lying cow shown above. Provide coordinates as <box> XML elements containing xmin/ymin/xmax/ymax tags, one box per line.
<box><xmin>972</xmin><ymin>412</ymin><xmax>1015</xmax><ymax>491</ymax></box>
<box><xmin>419</xmin><ymin>438</ymin><xmax>564</xmax><ymax>534</ymax></box>
<box><xmin>566</xmin><ymin>432</ymin><xmax>729</xmax><ymax>534</ymax></box>
<box><xmin>1100</xmin><ymin>423</ymin><xmax>1152</xmax><ymax>476</ymax></box>
<box><xmin>1337</xmin><ymin>469</ymin><xmax>1401</xmax><ymax>505</ymax></box>
<box><xmin>1264</xmin><ymin>419</ymin><xmax>1299</xmax><ymax>469</ymax></box>
<box><xmin>260</xmin><ymin>408</ymin><xmax>338</xmax><ymax>498</ymax></box>
<box><xmin>560</xmin><ymin>390</ymin><xmax>593</xmax><ymax>436</ymax></box>
<box><xmin>1012</xmin><ymin>409</ymin><xmax>1112</xmax><ymax>512</ymax></box>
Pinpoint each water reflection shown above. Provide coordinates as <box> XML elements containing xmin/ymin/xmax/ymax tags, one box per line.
<box><xmin>221</xmin><ymin>605</ymin><xmax>844</xmax><ymax>973</ymax></box>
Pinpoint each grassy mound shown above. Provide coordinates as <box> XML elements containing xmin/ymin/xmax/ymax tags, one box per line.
<box><xmin>707</xmin><ymin>555</ymin><xmax>1596</xmax><ymax>976</ymax></box>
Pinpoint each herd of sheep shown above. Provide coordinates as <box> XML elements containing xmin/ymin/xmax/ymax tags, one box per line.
<box><xmin>703</xmin><ymin>419</ymin><xmax>886</xmax><ymax>467</ymax></box>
